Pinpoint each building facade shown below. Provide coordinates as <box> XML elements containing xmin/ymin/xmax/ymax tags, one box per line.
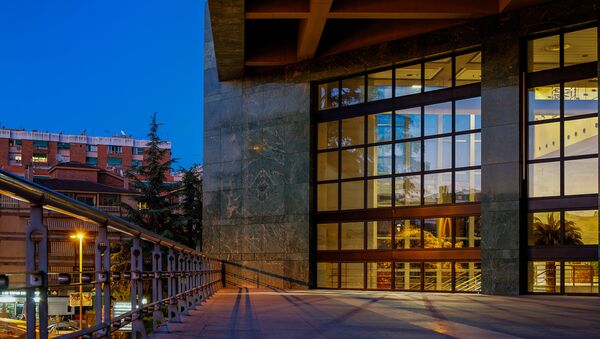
<box><xmin>203</xmin><ymin>0</ymin><xmax>600</xmax><ymax>295</ymax></box>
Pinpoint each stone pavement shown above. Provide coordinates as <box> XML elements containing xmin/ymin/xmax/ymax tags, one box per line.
<box><xmin>150</xmin><ymin>288</ymin><xmax>600</xmax><ymax>339</ymax></box>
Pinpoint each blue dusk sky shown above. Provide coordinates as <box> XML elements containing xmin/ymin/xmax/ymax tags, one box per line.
<box><xmin>0</xmin><ymin>1</ymin><xmax>205</xmax><ymax>169</ymax></box>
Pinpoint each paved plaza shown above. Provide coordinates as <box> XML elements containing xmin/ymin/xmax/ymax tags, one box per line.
<box><xmin>151</xmin><ymin>288</ymin><xmax>600</xmax><ymax>339</ymax></box>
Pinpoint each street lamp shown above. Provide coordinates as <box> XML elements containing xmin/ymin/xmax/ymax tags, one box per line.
<box><xmin>69</xmin><ymin>232</ymin><xmax>85</xmax><ymax>329</ymax></box>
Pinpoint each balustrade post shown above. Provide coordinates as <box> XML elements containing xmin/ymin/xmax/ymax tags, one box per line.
<box><xmin>94</xmin><ymin>223</ymin><xmax>110</xmax><ymax>337</ymax></box>
<box><xmin>192</xmin><ymin>256</ymin><xmax>201</xmax><ymax>305</ymax></box>
<box><xmin>152</xmin><ymin>244</ymin><xmax>168</xmax><ymax>332</ymax></box>
<box><xmin>25</xmin><ymin>204</ymin><xmax>48</xmax><ymax>339</ymax></box>
<box><xmin>130</xmin><ymin>237</ymin><xmax>147</xmax><ymax>338</ymax></box>
<box><xmin>177</xmin><ymin>252</ymin><xmax>189</xmax><ymax>316</ymax></box>
<box><xmin>185</xmin><ymin>254</ymin><xmax>196</xmax><ymax>310</ymax></box>
<box><xmin>167</xmin><ymin>248</ymin><xmax>181</xmax><ymax>323</ymax></box>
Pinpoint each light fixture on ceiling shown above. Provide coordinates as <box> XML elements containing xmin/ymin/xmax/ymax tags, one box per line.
<box><xmin>544</xmin><ymin>43</ymin><xmax>570</xmax><ymax>52</ymax></box>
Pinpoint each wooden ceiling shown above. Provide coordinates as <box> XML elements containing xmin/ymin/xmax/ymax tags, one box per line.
<box><xmin>209</xmin><ymin>0</ymin><xmax>553</xmax><ymax>80</ymax></box>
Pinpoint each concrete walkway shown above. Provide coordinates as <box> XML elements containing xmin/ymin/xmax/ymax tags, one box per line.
<box><xmin>151</xmin><ymin>288</ymin><xmax>600</xmax><ymax>339</ymax></box>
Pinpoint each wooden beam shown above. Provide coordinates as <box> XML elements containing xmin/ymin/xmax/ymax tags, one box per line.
<box><xmin>246</xmin><ymin>12</ymin><xmax>308</xmax><ymax>19</ymax></box>
<box><xmin>328</xmin><ymin>12</ymin><xmax>483</xmax><ymax>19</ymax></box>
<box><xmin>498</xmin><ymin>0</ymin><xmax>513</xmax><ymax>11</ymax></box>
<box><xmin>297</xmin><ymin>0</ymin><xmax>333</xmax><ymax>61</ymax></box>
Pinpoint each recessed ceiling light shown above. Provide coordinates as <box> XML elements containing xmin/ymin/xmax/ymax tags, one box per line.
<box><xmin>544</xmin><ymin>43</ymin><xmax>570</xmax><ymax>52</ymax></box>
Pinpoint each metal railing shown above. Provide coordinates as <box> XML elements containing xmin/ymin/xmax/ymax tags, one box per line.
<box><xmin>0</xmin><ymin>168</ymin><xmax>223</xmax><ymax>339</ymax></box>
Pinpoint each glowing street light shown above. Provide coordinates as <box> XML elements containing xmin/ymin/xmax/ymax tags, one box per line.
<box><xmin>70</xmin><ymin>232</ymin><xmax>85</xmax><ymax>329</ymax></box>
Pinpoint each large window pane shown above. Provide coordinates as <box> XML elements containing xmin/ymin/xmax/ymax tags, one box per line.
<box><xmin>528</xmin><ymin>162</ymin><xmax>560</xmax><ymax>197</ymax></box>
<box><xmin>395</xmin><ymin>141</ymin><xmax>421</xmax><ymax>173</ymax></box>
<box><xmin>341</xmin><ymin>116</ymin><xmax>365</xmax><ymax>146</ymax></box>
<box><xmin>455</xmin><ymin>216</ymin><xmax>481</xmax><ymax>248</ymax></box>
<box><xmin>367</xmin><ymin>178</ymin><xmax>392</xmax><ymax>208</ymax></box>
<box><xmin>424</xmin><ymin>262</ymin><xmax>452</xmax><ymax>291</ymax></box>
<box><xmin>424</xmin><ymin>102</ymin><xmax>452</xmax><ymax>136</ymax></box>
<box><xmin>455</xmin><ymin>133</ymin><xmax>481</xmax><ymax>167</ymax></box>
<box><xmin>528</xmin><ymin>261</ymin><xmax>561</xmax><ymax>293</ymax></box>
<box><xmin>395</xmin><ymin>175</ymin><xmax>421</xmax><ymax>206</ymax></box>
<box><xmin>367</xmin><ymin>221</ymin><xmax>392</xmax><ymax>249</ymax></box>
<box><xmin>564</xmin><ymin>117</ymin><xmax>598</xmax><ymax>156</ymax></box>
<box><xmin>529</xmin><ymin>122</ymin><xmax>560</xmax><ymax>160</ymax></box>
<box><xmin>565</xmin><ymin>158</ymin><xmax>598</xmax><ymax>195</ymax></box>
<box><xmin>528</xmin><ymin>211</ymin><xmax>561</xmax><ymax>246</ymax></box>
<box><xmin>317</xmin><ymin>262</ymin><xmax>338</xmax><ymax>288</ymax></box>
<box><xmin>455</xmin><ymin>262</ymin><xmax>481</xmax><ymax>292</ymax></box>
<box><xmin>341</xmin><ymin>222</ymin><xmax>364</xmax><ymax>250</ymax></box>
<box><xmin>423</xmin><ymin>218</ymin><xmax>453</xmax><ymax>248</ymax></box>
<box><xmin>368</xmin><ymin>112</ymin><xmax>392</xmax><ymax>143</ymax></box>
<box><xmin>424</xmin><ymin>172</ymin><xmax>452</xmax><ymax>205</ymax></box>
<box><xmin>367</xmin><ymin>70</ymin><xmax>393</xmax><ymax>102</ymax></box>
<box><xmin>317</xmin><ymin>223</ymin><xmax>338</xmax><ymax>250</ymax></box>
<box><xmin>317</xmin><ymin>151</ymin><xmax>338</xmax><ymax>181</ymax></box>
<box><xmin>528</xmin><ymin>85</ymin><xmax>560</xmax><ymax>121</ymax></box>
<box><xmin>455</xmin><ymin>52</ymin><xmax>481</xmax><ymax>86</ymax></box>
<box><xmin>318</xmin><ymin>81</ymin><xmax>339</xmax><ymax>110</ymax></box>
<box><xmin>425</xmin><ymin>58</ymin><xmax>452</xmax><ymax>91</ymax></box>
<box><xmin>424</xmin><ymin>137</ymin><xmax>452</xmax><ymax>170</ymax></box>
<box><xmin>341</xmin><ymin>263</ymin><xmax>364</xmax><ymax>289</ymax></box>
<box><xmin>564</xmin><ymin>78</ymin><xmax>598</xmax><ymax>118</ymax></box>
<box><xmin>564</xmin><ymin>28</ymin><xmax>598</xmax><ymax>67</ymax></box>
<box><xmin>527</xmin><ymin>35</ymin><xmax>560</xmax><ymax>72</ymax></box>
<box><xmin>367</xmin><ymin>262</ymin><xmax>392</xmax><ymax>289</ymax></box>
<box><xmin>564</xmin><ymin>261</ymin><xmax>599</xmax><ymax>294</ymax></box>
<box><xmin>455</xmin><ymin>169</ymin><xmax>481</xmax><ymax>203</ymax></box>
<box><xmin>455</xmin><ymin>97</ymin><xmax>481</xmax><ymax>132</ymax></box>
<box><xmin>317</xmin><ymin>183</ymin><xmax>338</xmax><ymax>211</ymax></box>
<box><xmin>394</xmin><ymin>219</ymin><xmax>421</xmax><ymax>249</ymax></box>
<box><xmin>367</xmin><ymin>145</ymin><xmax>392</xmax><ymax>176</ymax></box>
<box><xmin>341</xmin><ymin>76</ymin><xmax>365</xmax><ymax>106</ymax></box>
<box><xmin>341</xmin><ymin>148</ymin><xmax>364</xmax><ymax>179</ymax></box>
<box><xmin>395</xmin><ymin>65</ymin><xmax>421</xmax><ymax>97</ymax></box>
<box><xmin>341</xmin><ymin>181</ymin><xmax>364</xmax><ymax>210</ymax></box>
<box><xmin>395</xmin><ymin>108</ymin><xmax>421</xmax><ymax>139</ymax></box>
<box><xmin>564</xmin><ymin>210</ymin><xmax>598</xmax><ymax>245</ymax></box>
<box><xmin>317</xmin><ymin>121</ymin><xmax>339</xmax><ymax>150</ymax></box>
<box><xmin>394</xmin><ymin>262</ymin><xmax>421</xmax><ymax>291</ymax></box>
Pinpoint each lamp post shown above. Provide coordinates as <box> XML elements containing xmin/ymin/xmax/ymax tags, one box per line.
<box><xmin>70</xmin><ymin>232</ymin><xmax>84</xmax><ymax>329</ymax></box>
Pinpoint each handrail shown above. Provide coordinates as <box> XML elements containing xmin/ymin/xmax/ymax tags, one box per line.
<box><xmin>0</xmin><ymin>168</ymin><xmax>198</xmax><ymax>255</ymax></box>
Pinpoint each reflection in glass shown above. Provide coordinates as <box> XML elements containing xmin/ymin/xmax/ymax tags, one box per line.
<box><xmin>423</xmin><ymin>218</ymin><xmax>453</xmax><ymax>248</ymax></box>
<box><xmin>367</xmin><ymin>262</ymin><xmax>391</xmax><ymax>289</ymax></box>
<box><xmin>455</xmin><ymin>97</ymin><xmax>481</xmax><ymax>131</ymax></box>
<box><xmin>528</xmin><ymin>261</ymin><xmax>561</xmax><ymax>293</ymax></box>
<box><xmin>564</xmin><ymin>28</ymin><xmax>598</xmax><ymax>67</ymax></box>
<box><xmin>317</xmin><ymin>121</ymin><xmax>339</xmax><ymax>150</ymax></box>
<box><xmin>395</xmin><ymin>175</ymin><xmax>421</xmax><ymax>206</ymax></box>
<box><xmin>528</xmin><ymin>122</ymin><xmax>560</xmax><ymax>160</ymax></box>
<box><xmin>565</xmin><ymin>158</ymin><xmax>598</xmax><ymax>195</ymax></box>
<box><xmin>455</xmin><ymin>170</ymin><xmax>481</xmax><ymax>203</ymax></box>
<box><xmin>341</xmin><ymin>116</ymin><xmax>365</xmax><ymax>146</ymax></box>
<box><xmin>367</xmin><ymin>178</ymin><xmax>392</xmax><ymax>208</ymax></box>
<box><xmin>395</xmin><ymin>262</ymin><xmax>421</xmax><ymax>291</ymax></box>
<box><xmin>424</xmin><ymin>102</ymin><xmax>452</xmax><ymax>136</ymax></box>
<box><xmin>317</xmin><ymin>183</ymin><xmax>338</xmax><ymax>211</ymax></box>
<box><xmin>455</xmin><ymin>262</ymin><xmax>481</xmax><ymax>292</ymax></box>
<box><xmin>424</xmin><ymin>172</ymin><xmax>452</xmax><ymax>205</ymax></box>
<box><xmin>341</xmin><ymin>181</ymin><xmax>364</xmax><ymax>210</ymax></box>
<box><xmin>367</xmin><ymin>145</ymin><xmax>392</xmax><ymax>176</ymax></box>
<box><xmin>367</xmin><ymin>221</ymin><xmax>392</xmax><ymax>249</ymax></box>
<box><xmin>527</xmin><ymin>211</ymin><xmax>561</xmax><ymax>246</ymax></box>
<box><xmin>395</xmin><ymin>65</ymin><xmax>421</xmax><ymax>97</ymax></box>
<box><xmin>317</xmin><ymin>223</ymin><xmax>338</xmax><ymax>250</ymax></box>
<box><xmin>341</xmin><ymin>76</ymin><xmax>365</xmax><ymax>106</ymax></box>
<box><xmin>368</xmin><ymin>112</ymin><xmax>392</xmax><ymax>143</ymax></box>
<box><xmin>455</xmin><ymin>216</ymin><xmax>481</xmax><ymax>248</ymax></box>
<box><xmin>318</xmin><ymin>81</ymin><xmax>339</xmax><ymax>110</ymax></box>
<box><xmin>317</xmin><ymin>151</ymin><xmax>338</xmax><ymax>181</ymax></box>
<box><xmin>425</xmin><ymin>58</ymin><xmax>452</xmax><ymax>91</ymax></box>
<box><xmin>424</xmin><ymin>137</ymin><xmax>452</xmax><ymax>170</ymax></box>
<box><xmin>395</xmin><ymin>141</ymin><xmax>421</xmax><ymax>173</ymax></box>
<box><xmin>527</xmin><ymin>35</ymin><xmax>560</xmax><ymax>72</ymax></box>
<box><xmin>455</xmin><ymin>133</ymin><xmax>481</xmax><ymax>167</ymax></box>
<box><xmin>341</xmin><ymin>148</ymin><xmax>364</xmax><ymax>179</ymax></box>
<box><xmin>455</xmin><ymin>52</ymin><xmax>481</xmax><ymax>86</ymax></box>
<box><xmin>528</xmin><ymin>85</ymin><xmax>560</xmax><ymax>121</ymax></box>
<box><xmin>341</xmin><ymin>222</ymin><xmax>364</xmax><ymax>250</ymax></box>
<box><xmin>394</xmin><ymin>219</ymin><xmax>422</xmax><ymax>249</ymax></box>
<box><xmin>341</xmin><ymin>263</ymin><xmax>364</xmax><ymax>288</ymax></box>
<box><xmin>564</xmin><ymin>78</ymin><xmax>598</xmax><ymax>118</ymax></box>
<box><xmin>424</xmin><ymin>262</ymin><xmax>452</xmax><ymax>291</ymax></box>
<box><xmin>528</xmin><ymin>162</ymin><xmax>560</xmax><ymax>197</ymax></box>
<box><xmin>395</xmin><ymin>108</ymin><xmax>421</xmax><ymax>139</ymax></box>
<box><xmin>564</xmin><ymin>210</ymin><xmax>598</xmax><ymax>245</ymax></box>
<box><xmin>317</xmin><ymin>262</ymin><xmax>338</xmax><ymax>288</ymax></box>
<box><xmin>564</xmin><ymin>261</ymin><xmax>599</xmax><ymax>294</ymax></box>
<box><xmin>367</xmin><ymin>70</ymin><xmax>393</xmax><ymax>102</ymax></box>
<box><xmin>564</xmin><ymin>117</ymin><xmax>598</xmax><ymax>156</ymax></box>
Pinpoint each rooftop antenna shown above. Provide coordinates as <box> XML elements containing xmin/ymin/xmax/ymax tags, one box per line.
<box><xmin>120</xmin><ymin>130</ymin><xmax>127</xmax><ymax>137</ymax></box>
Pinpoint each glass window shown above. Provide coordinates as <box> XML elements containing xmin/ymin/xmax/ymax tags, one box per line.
<box><xmin>341</xmin><ymin>181</ymin><xmax>364</xmax><ymax>210</ymax></box>
<box><xmin>395</xmin><ymin>108</ymin><xmax>421</xmax><ymax>139</ymax></box>
<box><xmin>455</xmin><ymin>133</ymin><xmax>481</xmax><ymax>167</ymax></box>
<box><xmin>317</xmin><ymin>151</ymin><xmax>338</xmax><ymax>181</ymax></box>
<box><xmin>455</xmin><ymin>52</ymin><xmax>481</xmax><ymax>87</ymax></box>
<box><xmin>395</xmin><ymin>262</ymin><xmax>421</xmax><ymax>291</ymax></box>
<box><xmin>367</xmin><ymin>112</ymin><xmax>392</xmax><ymax>143</ymax></box>
<box><xmin>341</xmin><ymin>263</ymin><xmax>364</xmax><ymax>289</ymax></box>
<box><xmin>528</xmin><ymin>212</ymin><xmax>561</xmax><ymax>246</ymax></box>
<box><xmin>564</xmin><ymin>210</ymin><xmax>598</xmax><ymax>245</ymax></box>
<box><xmin>528</xmin><ymin>261</ymin><xmax>561</xmax><ymax>293</ymax></box>
<box><xmin>57</xmin><ymin>142</ymin><xmax>70</xmax><ymax>150</ymax></box>
<box><xmin>367</xmin><ymin>145</ymin><xmax>392</xmax><ymax>176</ymax></box>
<box><xmin>529</xmin><ymin>122</ymin><xmax>560</xmax><ymax>160</ymax></box>
<box><xmin>86</xmin><ymin>144</ymin><xmax>98</xmax><ymax>152</ymax></box>
<box><xmin>423</xmin><ymin>218</ymin><xmax>453</xmax><ymax>249</ymax></box>
<box><xmin>367</xmin><ymin>262</ymin><xmax>392</xmax><ymax>289</ymax></box>
<box><xmin>424</xmin><ymin>137</ymin><xmax>452</xmax><ymax>170</ymax></box>
<box><xmin>395</xmin><ymin>175</ymin><xmax>421</xmax><ymax>206</ymax></box>
<box><xmin>455</xmin><ymin>216</ymin><xmax>481</xmax><ymax>248</ymax></box>
<box><xmin>455</xmin><ymin>97</ymin><xmax>481</xmax><ymax>132</ymax></box>
<box><xmin>341</xmin><ymin>76</ymin><xmax>365</xmax><ymax>106</ymax></box>
<box><xmin>394</xmin><ymin>219</ymin><xmax>421</xmax><ymax>249</ymax></box>
<box><xmin>317</xmin><ymin>263</ymin><xmax>338</xmax><ymax>288</ymax></box>
<box><xmin>341</xmin><ymin>222</ymin><xmax>364</xmax><ymax>250</ymax></box>
<box><xmin>528</xmin><ymin>162</ymin><xmax>560</xmax><ymax>197</ymax></box>
<box><xmin>318</xmin><ymin>81</ymin><xmax>339</xmax><ymax>110</ymax></box>
<box><xmin>424</xmin><ymin>102</ymin><xmax>452</xmax><ymax>136</ymax></box>
<box><xmin>367</xmin><ymin>178</ymin><xmax>392</xmax><ymax>208</ymax></box>
<box><xmin>424</xmin><ymin>172</ymin><xmax>452</xmax><ymax>205</ymax></box>
<box><xmin>564</xmin><ymin>117</ymin><xmax>598</xmax><ymax>156</ymax></box>
<box><xmin>565</xmin><ymin>158</ymin><xmax>598</xmax><ymax>195</ymax></box>
<box><xmin>107</xmin><ymin>157</ymin><xmax>122</xmax><ymax>166</ymax></box>
<box><xmin>455</xmin><ymin>262</ymin><xmax>481</xmax><ymax>292</ymax></box>
<box><xmin>564</xmin><ymin>78</ymin><xmax>598</xmax><ymax>118</ymax></box>
<box><xmin>564</xmin><ymin>28</ymin><xmax>598</xmax><ymax>67</ymax></box>
<box><xmin>455</xmin><ymin>169</ymin><xmax>481</xmax><ymax>203</ymax></box>
<box><xmin>395</xmin><ymin>141</ymin><xmax>421</xmax><ymax>173</ymax></box>
<box><xmin>318</xmin><ymin>121</ymin><xmax>339</xmax><ymax>150</ymax></box>
<box><xmin>528</xmin><ymin>84</ymin><xmax>560</xmax><ymax>121</ymax></box>
<box><xmin>32</xmin><ymin>153</ymin><xmax>47</xmax><ymax>163</ymax></box>
<box><xmin>425</xmin><ymin>58</ymin><xmax>452</xmax><ymax>91</ymax></box>
<box><xmin>33</xmin><ymin>140</ymin><xmax>48</xmax><ymax>148</ymax></box>
<box><xmin>341</xmin><ymin>148</ymin><xmax>364</xmax><ymax>179</ymax></box>
<box><xmin>367</xmin><ymin>70</ymin><xmax>393</xmax><ymax>102</ymax></box>
<box><xmin>528</xmin><ymin>35</ymin><xmax>560</xmax><ymax>72</ymax></box>
<box><xmin>317</xmin><ymin>183</ymin><xmax>338</xmax><ymax>211</ymax></box>
<box><xmin>424</xmin><ymin>262</ymin><xmax>452</xmax><ymax>291</ymax></box>
<box><xmin>108</xmin><ymin>145</ymin><xmax>122</xmax><ymax>154</ymax></box>
<box><xmin>564</xmin><ymin>261</ymin><xmax>599</xmax><ymax>294</ymax></box>
<box><xmin>341</xmin><ymin>116</ymin><xmax>365</xmax><ymax>146</ymax></box>
<box><xmin>395</xmin><ymin>65</ymin><xmax>421</xmax><ymax>97</ymax></box>
<box><xmin>317</xmin><ymin>223</ymin><xmax>338</xmax><ymax>250</ymax></box>
<box><xmin>99</xmin><ymin>194</ymin><xmax>119</xmax><ymax>206</ymax></box>
<box><xmin>367</xmin><ymin>221</ymin><xmax>392</xmax><ymax>249</ymax></box>
<box><xmin>86</xmin><ymin>157</ymin><xmax>98</xmax><ymax>165</ymax></box>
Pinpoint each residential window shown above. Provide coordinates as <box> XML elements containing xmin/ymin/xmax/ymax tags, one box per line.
<box><xmin>8</xmin><ymin>139</ymin><xmax>22</xmax><ymax>147</ymax></box>
<box><xmin>86</xmin><ymin>157</ymin><xmax>98</xmax><ymax>165</ymax></box>
<box><xmin>32</xmin><ymin>153</ymin><xmax>47</xmax><ymax>163</ymax></box>
<box><xmin>108</xmin><ymin>145</ymin><xmax>123</xmax><ymax>154</ymax></box>
<box><xmin>57</xmin><ymin>142</ymin><xmax>70</xmax><ymax>150</ymax></box>
<box><xmin>133</xmin><ymin>147</ymin><xmax>145</xmax><ymax>155</ymax></box>
<box><xmin>107</xmin><ymin>157</ymin><xmax>122</xmax><ymax>166</ymax></box>
<box><xmin>33</xmin><ymin>140</ymin><xmax>48</xmax><ymax>149</ymax></box>
<box><xmin>86</xmin><ymin>144</ymin><xmax>98</xmax><ymax>152</ymax></box>
<box><xmin>132</xmin><ymin>160</ymin><xmax>142</xmax><ymax>167</ymax></box>
<box><xmin>99</xmin><ymin>194</ymin><xmax>119</xmax><ymax>206</ymax></box>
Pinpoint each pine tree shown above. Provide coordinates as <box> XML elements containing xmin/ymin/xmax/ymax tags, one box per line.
<box><xmin>177</xmin><ymin>165</ymin><xmax>203</xmax><ymax>249</ymax></box>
